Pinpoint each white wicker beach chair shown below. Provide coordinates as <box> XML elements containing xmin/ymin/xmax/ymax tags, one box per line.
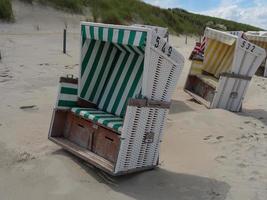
<box><xmin>49</xmin><ymin>22</ymin><xmax>184</xmax><ymax>175</ymax></box>
<box><xmin>245</xmin><ymin>32</ymin><xmax>267</xmax><ymax>77</ymax></box>
<box><xmin>185</xmin><ymin>27</ymin><xmax>266</xmax><ymax>112</ymax></box>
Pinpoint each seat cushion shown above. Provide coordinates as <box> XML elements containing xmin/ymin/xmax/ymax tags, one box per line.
<box><xmin>71</xmin><ymin>107</ymin><xmax>123</xmax><ymax>133</ymax></box>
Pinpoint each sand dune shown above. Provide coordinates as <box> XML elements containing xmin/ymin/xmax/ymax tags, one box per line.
<box><xmin>0</xmin><ymin>1</ymin><xmax>267</xmax><ymax>200</ymax></box>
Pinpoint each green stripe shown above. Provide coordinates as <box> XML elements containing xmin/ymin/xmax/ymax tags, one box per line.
<box><xmin>129</xmin><ymin>46</ymin><xmax>139</xmax><ymax>55</ymax></box>
<box><xmin>102</xmin><ymin>119</ymin><xmax>123</xmax><ymax>126</ymax></box>
<box><xmin>73</xmin><ymin>108</ymin><xmax>96</xmax><ymax>114</ymax></box>
<box><xmin>98</xmin><ymin>27</ymin><xmax>104</xmax><ymax>41</ymax></box>
<box><xmin>118</xmin><ymin>29</ymin><xmax>124</xmax><ymax>44</ymax></box>
<box><xmin>83</xmin><ymin>112</ymin><xmax>92</xmax><ymax>119</ymax></box>
<box><xmin>81</xmin><ymin>111</ymin><xmax>105</xmax><ymax>114</ymax></box>
<box><xmin>138</xmin><ymin>46</ymin><xmax>145</xmax><ymax>54</ymax></box>
<box><xmin>128</xmin><ymin>31</ymin><xmax>136</xmax><ymax>46</ymax></box>
<box><xmin>89</xmin><ymin>43</ymin><xmax>114</xmax><ymax>101</ymax></box>
<box><xmin>108</xmin><ymin>28</ymin><xmax>113</xmax><ymax>43</ymax></box>
<box><xmin>121</xmin><ymin>59</ymin><xmax>144</xmax><ymax>116</ymax></box>
<box><xmin>60</xmin><ymin>87</ymin><xmax>77</xmax><ymax>95</ymax></box>
<box><xmin>81</xmin><ymin>40</ymin><xmax>96</xmax><ymax>76</ymax></box>
<box><xmin>89</xmin><ymin>26</ymin><xmax>95</xmax><ymax>39</ymax></box>
<box><xmin>139</xmin><ymin>32</ymin><xmax>147</xmax><ymax>47</ymax></box>
<box><xmin>102</xmin><ymin>49</ymin><xmax>130</xmax><ymax>111</ymax></box>
<box><xmin>113</xmin><ymin>123</ymin><xmax>123</xmax><ymax>131</ymax></box>
<box><xmin>80</xmin><ymin>41</ymin><xmax>106</xmax><ymax>98</ymax></box>
<box><xmin>58</xmin><ymin>100</ymin><xmax>76</xmax><ymax>107</ymax></box>
<box><xmin>97</xmin><ymin>49</ymin><xmax>121</xmax><ymax>104</ymax></box>
<box><xmin>81</xmin><ymin>25</ymin><xmax>86</xmax><ymax>46</ymax></box>
<box><xmin>111</xmin><ymin>48</ymin><xmax>139</xmax><ymax>114</ymax></box>
<box><xmin>93</xmin><ymin>115</ymin><xmax>116</xmax><ymax>121</ymax></box>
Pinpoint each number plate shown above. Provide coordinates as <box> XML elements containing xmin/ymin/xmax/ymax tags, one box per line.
<box><xmin>238</xmin><ymin>38</ymin><xmax>262</xmax><ymax>56</ymax></box>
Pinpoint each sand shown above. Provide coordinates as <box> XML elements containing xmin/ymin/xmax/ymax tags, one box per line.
<box><xmin>0</xmin><ymin>1</ymin><xmax>267</xmax><ymax>199</ymax></box>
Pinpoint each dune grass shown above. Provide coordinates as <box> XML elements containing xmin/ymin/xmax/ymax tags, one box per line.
<box><xmin>5</xmin><ymin>0</ymin><xmax>264</xmax><ymax>34</ymax></box>
<box><xmin>0</xmin><ymin>0</ymin><xmax>14</xmax><ymax>21</ymax></box>
<box><xmin>86</xmin><ymin>0</ymin><xmax>262</xmax><ymax>34</ymax></box>
<box><xmin>38</xmin><ymin>0</ymin><xmax>84</xmax><ymax>13</ymax></box>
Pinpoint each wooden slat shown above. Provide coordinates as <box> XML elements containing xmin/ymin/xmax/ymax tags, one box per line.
<box><xmin>184</xmin><ymin>90</ymin><xmax>211</xmax><ymax>108</ymax></box>
<box><xmin>128</xmin><ymin>98</ymin><xmax>171</xmax><ymax>109</ymax></box>
<box><xmin>60</xmin><ymin>76</ymin><xmax>78</xmax><ymax>84</ymax></box>
<box><xmin>49</xmin><ymin>137</ymin><xmax>114</xmax><ymax>174</ymax></box>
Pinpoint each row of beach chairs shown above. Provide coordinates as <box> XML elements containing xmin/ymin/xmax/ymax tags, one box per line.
<box><xmin>48</xmin><ymin>22</ymin><xmax>267</xmax><ymax>176</ymax></box>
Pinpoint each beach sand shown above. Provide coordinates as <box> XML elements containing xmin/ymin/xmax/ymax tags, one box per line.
<box><xmin>0</xmin><ymin>1</ymin><xmax>267</xmax><ymax>199</ymax></box>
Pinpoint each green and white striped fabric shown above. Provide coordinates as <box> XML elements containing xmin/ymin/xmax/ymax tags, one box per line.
<box><xmin>71</xmin><ymin>107</ymin><xmax>123</xmax><ymax>133</ymax></box>
<box><xmin>81</xmin><ymin>24</ymin><xmax>147</xmax><ymax>48</ymax></box>
<box><xmin>79</xmin><ymin>24</ymin><xmax>146</xmax><ymax>117</ymax></box>
<box><xmin>56</xmin><ymin>82</ymin><xmax>78</xmax><ymax>109</ymax></box>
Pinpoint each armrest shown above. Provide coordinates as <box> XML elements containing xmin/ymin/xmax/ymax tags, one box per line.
<box><xmin>128</xmin><ymin>98</ymin><xmax>171</xmax><ymax>109</ymax></box>
<box><xmin>55</xmin><ymin>76</ymin><xmax>78</xmax><ymax>109</ymax></box>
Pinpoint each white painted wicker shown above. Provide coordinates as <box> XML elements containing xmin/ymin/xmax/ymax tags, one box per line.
<box><xmin>115</xmin><ymin>106</ymin><xmax>167</xmax><ymax>173</ymax></box>
<box><xmin>211</xmin><ymin>37</ymin><xmax>266</xmax><ymax>111</ymax></box>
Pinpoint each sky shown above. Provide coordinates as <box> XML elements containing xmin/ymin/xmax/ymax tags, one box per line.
<box><xmin>143</xmin><ymin>0</ymin><xmax>267</xmax><ymax>29</ymax></box>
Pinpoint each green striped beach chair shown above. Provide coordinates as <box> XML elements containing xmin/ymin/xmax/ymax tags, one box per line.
<box><xmin>49</xmin><ymin>22</ymin><xmax>184</xmax><ymax>175</ymax></box>
<box><xmin>185</xmin><ymin>27</ymin><xmax>266</xmax><ymax>112</ymax></box>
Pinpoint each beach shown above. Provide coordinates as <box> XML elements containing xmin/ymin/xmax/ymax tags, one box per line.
<box><xmin>0</xmin><ymin>1</ymin><xmax>267</xmax><ymax>199</ymax></box>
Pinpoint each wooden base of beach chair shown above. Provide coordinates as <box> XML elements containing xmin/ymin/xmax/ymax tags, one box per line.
<box><xmin>49</xmin><ymin>109</ymin><xmax>121</xmax><ymax>175</ymax></box>
<box><xmin>185</xmin><ymin>74</ymin><xmax>217</xmax><ymax>107</ymax></box>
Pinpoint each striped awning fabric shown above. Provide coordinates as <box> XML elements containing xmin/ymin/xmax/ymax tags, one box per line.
<box><xmin>81</xmin><ymin>24</ymin><xmax>147</xmax><ymax>48</ymax></box>
<box><xmin>205</xmin><ymin>28</ymin><xmax>237</xmax><ymax>46</ymax></box>
<box><xmin>56</xmin><ymin>82</ymin><xmax>78</xmax><ymax>109</ymax></box>
<box><xmin>79</xmin><ymin>23</ymin><xmax>146</xmax><ymax>118</ymax></box>
<box><xmin>246</xmin><ymin>34</ymin><xmax>267</xmax><ymax>50</ymax></box>
<box><xmin>203</xmin><ymin>38</ymin><xmax>235</xmax><ymax>78</ymax></box>
<box><xmin>71</xmin><ymin>107</ymin><xmax>123</xmax><ymax>133</ymax></box>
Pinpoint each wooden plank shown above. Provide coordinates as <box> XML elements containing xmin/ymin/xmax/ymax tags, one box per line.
<box><xmin>128</xmin><ymin>98</ymin><xmax>171</xmax><ymax>109</ymax></box>
<box><xmin>93</xmin><ymin>126</ymin><xmax>120</xmax><ymax>163</ymax></box>
<box><xmin>220</xmin><ymin>72</ymin><xmax>251</xmax><ymax>80</ymax></box>
<box><xmin>184</xmin><ymin>89</ymin><xmax>211</xmax><ymax>108</ymax></box>
<box><xmin>49</xmin><ymin>137</ymin><xmax>114</xmax><ymax>174</ymax></box>
<box><xmin>60</xmin><ymin>76</ymin><xmax>78</xmax><ymax>84</ymax></box>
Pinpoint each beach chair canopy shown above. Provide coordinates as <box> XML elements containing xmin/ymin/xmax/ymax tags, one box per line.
<box><xmin>203</xmin><ymin>28</ymin><xmax>266</xmax><ymax>78</ymax></box>
<box><xmin>202</xmin><ymin>28</ymin><xmax>237</xmax><ymax>78</ymax></box>
<box><xmin>79</xmin><ymin>22</ymin><xmax>183</xmax><ymax>118</ymax></box>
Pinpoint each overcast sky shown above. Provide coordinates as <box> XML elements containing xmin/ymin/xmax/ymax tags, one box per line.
<box><xmin>143</xmin><ymin>0</ymin><xmax>267</xmax><ymax>29</ymax></box>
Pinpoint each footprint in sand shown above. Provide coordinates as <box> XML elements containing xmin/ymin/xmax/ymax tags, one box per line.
<box><xmin>237</xmin><ymin>163</ymin><xmax>248</xmax><ymax>168</ymax></box>
<box><xmin>251</xmin><ymin>170</ymin><xmax>260</xmax><ymax>176</ymax></box>
<box><xmin>16</xmin><ymin>152</ymin><xmax>35</xmax><ymax>163</ymax></box>
<box><xmin>216</xmin><ymin>136</ymin><xmax>224</xmax><ymax>140</ymax></box>
<box><xmin>203</xmin><ymin>135</ymin><xmax>212</xmax><ymax>140</ymax></box>
<box><xmin>249</xmin><ymin>177</ymin><xmax>257</xmax><ymax>181</ymax></box>
<box><xmin>215</xmin><ymin>155</ymin><xmax>227</xmax><ymax>163</ymax></box>
<box><xmin>0</xmin><ymin>67</ymin><xmax>12</xmax><ymax>83</ymax></box>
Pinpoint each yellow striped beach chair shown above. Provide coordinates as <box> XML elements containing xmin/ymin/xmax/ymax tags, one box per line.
<box><xmin>185</xmin><ymin>27</ymin><xmax>266</xmax><ymax>111</ymax></box>
<box><xmin>49</xmin><ymin>22</ymin><xmax>184</xmax><ymax>175</ymax></box>
<box><xmin>245</xmin><ymin>32</ymin><xmax>267</xmax><ymax>77</ymax></box>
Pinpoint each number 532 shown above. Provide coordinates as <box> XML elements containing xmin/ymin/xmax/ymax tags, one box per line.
<box><xmin>240</xmin><ymin>40</ymin><xmax>255</xmax><ymax>53</ymax></box>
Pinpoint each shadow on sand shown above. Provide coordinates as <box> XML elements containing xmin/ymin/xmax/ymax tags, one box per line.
<box><xmin>52</xmin><ymin>149</ymin><xmax>230</xmax><ymax>200</ymax></box>
<box><xmin>239</xmin><ymin>108</ymin><xmax>267</xmax><ymax>126</ymax></box>
<box><xmin>169</xmin><ymin>99</ymin><xmax>194</xmax><ymax>114</ymax></box>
